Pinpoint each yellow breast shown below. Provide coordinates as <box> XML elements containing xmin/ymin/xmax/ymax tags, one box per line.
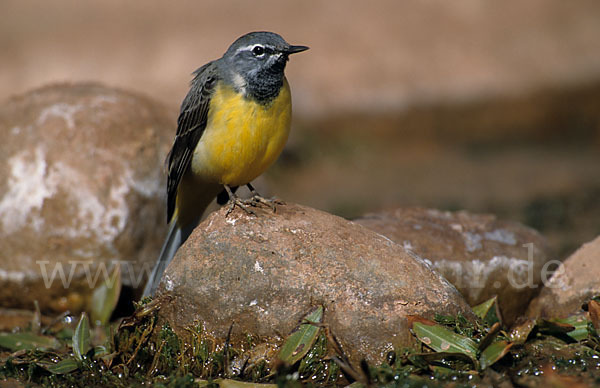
<box><xmin>191</xmin><ymin>79</ymin><xmax>292</xmax><ymax>186</ymax></box>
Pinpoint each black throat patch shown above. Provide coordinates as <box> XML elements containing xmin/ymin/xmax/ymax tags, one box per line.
<box><xmin>246</xmin><ymin>68</ymin><xmax>284</xmax><ymax>105</ymax></box>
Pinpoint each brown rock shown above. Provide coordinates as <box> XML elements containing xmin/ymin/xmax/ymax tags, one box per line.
<box><xmin>0</xmin><ymin>308</ymin><xmax>48</xmax><ymax>332</ymax></box>
<box><xmin>355</xmin><ymin>208</ymin><xmax>553</xmax><ymax>325</ymax></box>
<box><xmin>0</xmin><ymin>83</ymin><xmax>173</xmax><ymax>312</ymax></box>
<box><xmin>527</xmin><ymin>236</ymin><xmax>600</xmax><ymax>318</ymax></box>
<box><xmin>156</xmin><ymin>203</ymin><xmax>474</xmax><ymax>365</ymax></box>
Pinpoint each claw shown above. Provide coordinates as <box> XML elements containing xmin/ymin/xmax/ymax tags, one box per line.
<box><xmin>226</xmin><ymin>195</ymin><xmax>257</xmax><ymax>216</ymax></box>
<box><xmin>246</xmin><ymin>183</ymin><xmax>282</xmax><ymax>213</ymax></box>
<box><xmin>223</xmin><ymin>185</ymin><xmax>256</xmax><ymax>216</ymax></box>
<box><xmin>250</xmin><ymin>194</ymin><xmax>283</xmax><ymax>212</ymax></box>
<box><xmin>223</xmin><ymin>184</ymin><xmax>283</xmax><ymax>216</ymax></box>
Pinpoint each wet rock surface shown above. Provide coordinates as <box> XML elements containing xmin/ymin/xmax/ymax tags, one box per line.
<box><xmin>527</xmin><ymin>235</ymin><xmax>600</xmax><ymax>319</ymax></box>
<box><xmin>355</xmin><ymin>208</ymin><xmax>553</xmax><ymax>325</ymax></box>
<box><xmin>156</xmin><ymin>203</ymin><xmax>474</xmax><ymax>364</ymax></box>
<box><xmin>0</xmin><ymin>83</ymin><xmax>173</xmax><ymax>312</ymax></box>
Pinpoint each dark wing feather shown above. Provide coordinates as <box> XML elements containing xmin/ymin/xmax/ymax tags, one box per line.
<box><xmin>165</xmin><ymin>62</ymin><xmax>219</xmax><ymax>223</ymax></box>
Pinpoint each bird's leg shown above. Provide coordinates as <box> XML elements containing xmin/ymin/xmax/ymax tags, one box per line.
<box><xmin>224</xmin><ymin>184</ymin><xmax>256</xmax><ymax>216</ymax></box>
<box><xmin>217</xmin><ymin>186</ymin><xmax>238</xmax><ymax>205</ymax></box>
<box><xmin>246</xmin><ymin>183</ymin><xmax>283</xmax><ymax>212</ymax></box>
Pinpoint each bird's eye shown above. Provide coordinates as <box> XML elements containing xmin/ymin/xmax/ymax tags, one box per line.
<box><xmin>252</xmin><ymin>45</ymin><xmax>265</xmax><ymax>56</ymax></box>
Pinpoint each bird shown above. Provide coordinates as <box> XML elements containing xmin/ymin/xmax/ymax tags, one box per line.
<box><xmin>142</xmin><ymin>32</ymin><xmax>308</xmax><ymax>297</ymax></box>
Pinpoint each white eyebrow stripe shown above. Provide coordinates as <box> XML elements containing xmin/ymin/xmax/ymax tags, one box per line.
<box><xmin>235</xmin><ymin>44</ymin><xmax>276</xmax><ymax>53</ymax></box>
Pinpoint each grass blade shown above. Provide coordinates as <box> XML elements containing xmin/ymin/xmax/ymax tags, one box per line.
<box><xmin>0</xmin><ymin>332</ymin><xmax>60</xmax><ymax>351</ymax></box>
<box><xmin>554</xmin><ymin>315</ymin><xmax>590</xmax><ymax>341</ymax></box>
<box><xmin>212</xmin><ymin>379</ymin><xmax>277</xmax><ymax>388</ymax></box>
<box><xmin>278</xmin><ymin>306</ymin><xmax>323</xmax><ymax>365</ymax></box>
<box><xmin>472</xmin><ymin>296</ymin><xmax>501</xmax><ymax>325</ymax></box>
<box><xmin>478</xmin><ymin>322</ymin><xmax>502</xmax><ymax>351</ymax></box>
<box><xmin>344</xmin><ymin>383</ymin><xmax>366</xmax><ymax>388</ymax></box>
<box><xmin>409</xmin><ymin>317</ymin><xmax>478</xmax><ymax>361</ymax></box>
<box><xmin>90</xmin><ymin>264</ymin><xmax>122</xmax><ymax>326</ymax></box>
<box><xmin>537</xmin><ymin>318</ymin><xmax>576</xmax><ymax>338</ymax></box>
<box><xmin>479</xmin><ymin>340</ymin><xmax>513</xmax><ymax>370</ymax></box>
<box><xmin>41</xmin><ymin>358</ymin><xmax>79</xmax><ymax>374</ymax></box>
<box><xmin>72</xmin><ymin>312</ymin><xmax>91</xmax><ymax>362</ymax></box>
<box><xmin>508</xmin><ymin>318</ymin><xmax>536</xmax><ymax>345</ymax></box>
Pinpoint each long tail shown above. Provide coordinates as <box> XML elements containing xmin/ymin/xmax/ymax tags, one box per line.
<box><xmin>142</xmin><ymin>220</ymin><xmax>183</xmax><ymax>297</ymax></box>
<box><xmin>142</xmin><ymin>180</ymin><xmax>221</xmax><ymax>297</ymax></box>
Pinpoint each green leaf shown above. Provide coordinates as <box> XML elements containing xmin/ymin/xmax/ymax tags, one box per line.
<box><xmin>344</xmin><ymin>383</ymin><xmax>366</xmax><ymax>388</ymax></box>
<box><xmin>479</xmin><ymin>340</ymin><xmax>513</xmax><ymax>370</ymax></box>
<box><xmin>472</xmin><ymin>296</ymin><xmax>501</xmax><ymax>325</ymax></box>
<box><xmin>0</xmin><ymin>332</ymin><xmax>60</xmax><ymax>351</ymax></box>
<box><xmin>31</xmin><ymin>300</ymin><xmax>42</xmax><ymax>334</ymax></box>
<box><xmin>90</xmin><ymin>264</ymin><xmax>122</xmax><ymax>326</ymax></box>
<box><xmin>429</xmin><ymin>365</ymin><xmax>456</xmax><ymax>376</ymax></box>
<box><xmin>40</xmin><ymin>358</ymin><xmax>79</xmax><ymax>374</ymax></box>
<box><xmin>212</xmin><ymin>379</ymin><xmax>277</xmax><ymax>388</ymax></box>
<box><xmin>93</xmin><ymin>345</ymin><xmax>109</xmax><ymax>357</ymax></box>
<box><xmin>537</xmin><ymin>318</ymin><xmax>576</xmax><ymax>337</ymax></box>
<box><xmin>554</xmin><ymin>315</ymin><xmax>589</xmax><ymax>341</ymax></box>
<box><xmin>278</xmin><ymin>306</ymin><xmax>323</xmax><ymax>365</ymax></box>
<box><xmin>508</xmin><ymin>318</ymin><xmax>536</xmax><ymax>345</ymax></box>
<box><xmin>416</xmin><ymin>351</ymin><xmax>476</xmax><ymax>364</ymax></box>
<box><xmin>478</xmin><ymin>322</ymin><xmax>502</xmax><ymax>351</ymax></box>
<box><xmin>72</xmin><ymin>312</ymin><xmax>91</xmax><ymax>362</ymax></box>
<box><xmin>410</xmin><ymin>319</ymin><xmax>478</xmax><ymax>361</ymax></box>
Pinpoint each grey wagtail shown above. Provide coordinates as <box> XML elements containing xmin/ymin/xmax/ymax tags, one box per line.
<box><xmin>142</xmin><ymin>32</ymin><xmax>308</xmax><ymax>296</ymax></box>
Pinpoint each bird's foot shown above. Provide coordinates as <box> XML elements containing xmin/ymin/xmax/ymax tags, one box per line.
<box><xmin>223</xmin><ymin>185</ymin><xmax>256</xmax><ymax>216</ymax></box>
<box><xmin>223</xmin><ymin>184</ymin><xmax>283</xmax><ymax>216</ymax></box>
<box><xmin>249</xmin><ymin>194</ymin><xmax>283</xmax><ymax>212</ymax></box>
<box><xmin>225</xmin><ymin>194</ymin><xmax>282</xmax><ymax>216</ymax></box>
<box><xmin>246</xmin><ymin>183</ymin><xmax>283</xmax><ymax>212</ymax></box>
<box><xmin>226</xmin><ymin>196</ymin><xmax>257</xmax><ymax>217</ymax></box>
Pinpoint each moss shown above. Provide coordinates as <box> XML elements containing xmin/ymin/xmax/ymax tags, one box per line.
<box><xmin>2</xmin><ymin>297</ymin><xmax>600</xmax><ymax>387</ymax></box>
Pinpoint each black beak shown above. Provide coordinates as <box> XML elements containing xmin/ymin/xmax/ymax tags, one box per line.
<box><xmin>285</xmin><ymin>45</ymin><xmax>309</xmax><ymax>55</ymax></box>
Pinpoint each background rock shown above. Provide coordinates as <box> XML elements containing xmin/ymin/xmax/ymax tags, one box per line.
<box><xmin>0</xmin><ymin>309</ymin><xmax>49</xmax><ymax>332</ymax></box>
<box><xmin>1</xmin><ymin>1</ymin><xmax>598</xmax><ymax>317</ymax></box>
<box><xmin>0</xmin><ymin>83</ymin><xmax>172</xmax><ymax>312</ymax></box>
<box><xmin>157</xmin><ymin>203</ymin><xmax>474</xmax><ymax>365</ymax></box>
<box><xmin>527</xmin><ymin>235</ymin><xmax>600</xmax><ymax>319</ymax></box>
<box><xmin>1</xmin><ymin>1</ymin><xmax>599</xmax><ymax>258</ymax></box>
<box><xmin>355</xmin><ymin>208</ymin><xmax>553</xmax><ymax>325</ymax></box>
<box><xmin>2</xmin><ymin>1</ymin><xmax>600</xmax><ymax>117</ymax></box>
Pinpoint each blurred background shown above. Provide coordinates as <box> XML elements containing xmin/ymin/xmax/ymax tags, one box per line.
<box><xmin>2</xmin><ymin>0</ymin><xmax>600</xmax><ymax>257</ymax></box>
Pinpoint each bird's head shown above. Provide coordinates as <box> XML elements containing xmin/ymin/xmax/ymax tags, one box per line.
<box><xmin>221</xmin><ymin>32</ymin><xmax>308</xmax><ymax>100</ymax></box>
